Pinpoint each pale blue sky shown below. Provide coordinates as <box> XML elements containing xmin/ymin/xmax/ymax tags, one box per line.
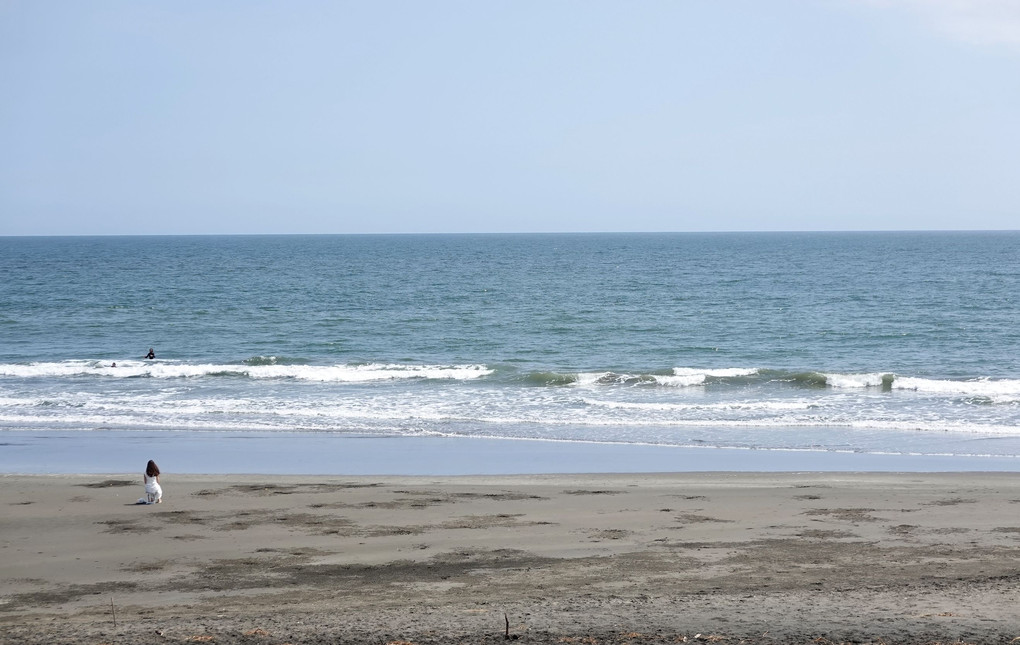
<box><xmin>2</xmin><ymin>1</ymin><xmax>1018</xmax><ymax>235</ymax></box>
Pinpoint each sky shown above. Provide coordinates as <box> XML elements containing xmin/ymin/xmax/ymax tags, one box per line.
<box><xmin>1</xmin><ymin>1</ymin><xmax>1019</xmax><ymax>235</ymax></box>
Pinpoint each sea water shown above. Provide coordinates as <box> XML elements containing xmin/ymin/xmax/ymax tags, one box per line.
<box><xmin>1</xmin><ymin>232</ymin><xmax>1019</xmax><ymax>473</ymax></box>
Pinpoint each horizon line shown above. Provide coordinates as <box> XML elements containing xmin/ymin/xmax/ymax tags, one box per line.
<box><xmin>3</xmin><ymin>228</ymin><xmax>1019</xmax><ymax>238</ymax></box>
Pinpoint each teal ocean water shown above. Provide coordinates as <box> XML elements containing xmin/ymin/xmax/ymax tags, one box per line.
<box><xmin>2</xmin><ymin>232</ymin><xmax>1019</xmax><ymax>471</ymax></box>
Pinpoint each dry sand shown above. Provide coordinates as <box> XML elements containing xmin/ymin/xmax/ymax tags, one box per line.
<box><xmin>2</xmin><ymin>472</ymin><xmax>1020</xmax><ymax>644</ymax></box>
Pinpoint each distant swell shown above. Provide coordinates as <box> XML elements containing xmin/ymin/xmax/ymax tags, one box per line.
<box><xmin>522</xmin><ymin>372</ymin><xmax>578</xmax><ymax>386</ymax></box>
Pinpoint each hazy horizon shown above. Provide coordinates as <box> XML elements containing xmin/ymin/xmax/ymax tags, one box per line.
<box><xmin>2</xmin><ymin>228</ymin><xmax>1019</xmax><ymax>238</ymax></box>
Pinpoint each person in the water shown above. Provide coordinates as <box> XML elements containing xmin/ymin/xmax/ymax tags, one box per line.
<box><xmin>145</xmin><ymin>348</ymin><xmax>155</xmax><ymax>359</ymax></box>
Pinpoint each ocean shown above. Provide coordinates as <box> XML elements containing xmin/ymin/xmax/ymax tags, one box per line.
<box><xmin>2</xmin><ymin>232</ymin><xmax>1019</xmax><ymax>474</ymax></box>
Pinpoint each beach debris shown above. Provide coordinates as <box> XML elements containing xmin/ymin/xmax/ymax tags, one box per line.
<box><xmin>243</xmin><ymin>627</ymin><xmax>271</xmax><ymax>636</ymax></box>
<box><xmin>187</xmin><ymin>636</ymin><xmax>215</xmax><ymax>642</ymax></box>
<box><xmin>503</xmin><ymin>612</ymin><xmax>520</xmax><ymax>640</ymax></box>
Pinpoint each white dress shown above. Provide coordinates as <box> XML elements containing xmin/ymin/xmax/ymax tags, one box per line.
<box><xmin>144</xmin><ymin>473</ymin><xmax>162</xmax><ymax>501</ymax></box>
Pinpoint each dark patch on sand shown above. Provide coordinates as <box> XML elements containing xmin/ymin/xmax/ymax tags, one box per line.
<box><xmin>924</xmin><ymin>498</ymin><xmax>978</xmax><ymax>506</ymax></box>
<box><xmin>162</xmin><ymin>510</ymin><xmax>212</xmax><ymax>525</ymax></box>
<box><xmin>804</xmin><ymin>508</ymin><xmax>881</xmax><ymax>523</ymax></box>
<box><xmin>797</xmin><ymin>529</ymin><xmax>857</xmax><ymax>539</ymax></box>
<box><xmin>363</xmin><ymin>525</ymin><xmax>428</xmax><ymax>537</ymax></box>
<box><xmin>439</xmin><ymin>514</ymin><xmax>534</xmax><ymax>530</ymax></box>
<box><xmin>253</xmin><ymin>547</ymin><xmax>334</xmax><ymax>557</ymax></box>
<box><xmin>1</xmin><ymin>581</ymin><xmax>139</xmax><ymax>611</ymax></box>
<box><xmin>675</xmin><ymin>514</ymin><xmax>733</xmax><ymax>524</ymax></box>
<box><xmin>313</xmin><ymin>490</ymin><xmax>549</xmax><ymax>511</ymax></box>
<box><xmin>122</xmin><ymin>559</ymin><xmax>172</xmax><ymax>573</ymax></box>
<box><xmin>166</xmin><ymin>548</ymin><xmax>556</xmax><ymax>594</ymax></box>
<box><xmin>586</xmin><ymin>529</ymin><xmax>631</xmax><ymax>541</ymax></box>
<box><xmin>193</xmin><ymin>482</ymin><xmax>380</xmax><ymax>497</ymax></box>
<box><xmin>269</xmin><ymin>512</ymin><xmax>357</xmax><ymax>535</ymax></box>
<box><xmin>888</xmin><ymin>524</ymin><xmax>918</xmax><ymax>536</ymax></box>
<box><xmin>78</xmin><ymin>479</ymin><xmax>134</xmax><ymax>488</ymax></box>
<box><xmin>367</xmin><ymin>497</ymin><xmax>450</xmax><ymax>509</ymax></box>
<box><xmin>452</xmin><ymin>491</ymin><xmax>548</xmax><ymax>501</ymax></box>
<box><xmin>97</xmin><ymin>518</ymin><xmax>155</xmax><ymax>534</ymax></box>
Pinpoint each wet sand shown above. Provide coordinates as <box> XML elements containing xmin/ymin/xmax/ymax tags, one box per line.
<box><xmin>2</xmin><ymin>472</ymin><xmax>1020</xmax><ymax>644</ymax></box>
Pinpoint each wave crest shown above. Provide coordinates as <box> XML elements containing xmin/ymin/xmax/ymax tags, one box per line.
<box><xmin>823</xmin><ymin>372</ymin><xmax>894</xmax><ymax>389</ymax></box>
<box><xmin>893</xmin><ymin>376</ymin><xmax>1020</xmax><ymax>402</ymax></box>
<box><xmin>0</xmin><ymin>361</ymin><xmax>494</xmax><ymax>383</ymax></box>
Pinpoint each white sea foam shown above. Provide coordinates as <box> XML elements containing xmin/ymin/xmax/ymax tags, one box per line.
<box><xmin>824</xmin><ymin>372</ymin><xmax>889</xmax><ymax>388</ymax></box>
<box><xmin>656</xmin><ymin>373</ymin><xmax>709</xmax><ymax>387</ymax></box>
<box><xmin>0</xmin><ymin>361</ymin><xmax>494</xmax><ymax>382</ymax></box>
<box><xmin>3</xmin><ymin>358</ymin><xmax>1020</xmax><ymax>460</ymax></box>
<box><xmin>570</xmin><ymin>367</ymin><xmax>758</xmax><ymax>388</ymax></box>
<box><xmin>582</xmin><ymin>398</ymin><xmax>814</xmax><ymax>412</ymax></box>
<box><xmin>819</xmin><ymin>372</ymin><xmax>1020</xmax><ymax>402</ymax></box>
<box><xmin>245</xmin><ymin>363</ymin><xmax>494</xmax><ymax>382</ymax></box>
<box><xmin>572</xmin><ymin>372</ymin><xmax>606</xmax><ymax>386</ymax></box>
<box><xmin>844</xmin><ymin>418</ymin><xmax>1020</xmax><ymax>435</ymax></box>
<box><xmin>656</xmin><ymin>367</ymin><xmax>759</xmax><ymax>387</ymax></box>
<box><xmin>672</xmin><ymin>367</ymin><xmax>759</xmax><ymax>378</ymax></box>
<box><xmin>572</xmin><ymin>372</ymin><xmax>641</xmax><ymax>386</ymax></box>
<box><xmin>892</xmin><ymin>376</ymin><xmax>1020</xmax><ymax>402</ymax></box>
<box><xmin>4</xmin><ymin>407</ymin><xmax>1016</xmax><ymax>438</ymax></box>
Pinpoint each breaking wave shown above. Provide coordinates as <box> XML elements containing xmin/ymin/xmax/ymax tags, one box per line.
<box><xmin>0</xmin><ymin>360</ymin><xmax>494</xmax><ymax>382</ymax></box>
<box><xmin>3</xmin><ymin>361</ymin><xmax>1018</xmax><ymax>402</ymax></box>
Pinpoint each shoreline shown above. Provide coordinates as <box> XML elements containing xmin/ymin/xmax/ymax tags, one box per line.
<box><xmin>3</xmin><ymin>471</ymin><xmax>1020</xmax><ymax>644</ymax></box>
<box><xmin>4</xmin><ymin>429</ymin><xmax>1020</xmax><ymax>476</ymax></box>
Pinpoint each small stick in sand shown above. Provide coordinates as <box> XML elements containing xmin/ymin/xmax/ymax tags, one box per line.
<box><xmin>111</xmin><ymin>596</ymin><xmax>117</xmax><ymax>628</ymax></box>
<box><xmin>505</xmin><ymin>612</ymin><xmax>510</xmax><ymax>640</ymax></box>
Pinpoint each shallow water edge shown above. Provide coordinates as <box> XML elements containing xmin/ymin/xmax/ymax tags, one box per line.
<box><xmin>2</xmin><ymin>429</ymin><xmax>1018</xmax><ymax>475</ymax></box>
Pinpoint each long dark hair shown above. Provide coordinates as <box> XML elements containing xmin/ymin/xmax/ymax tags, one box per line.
<box><xmin>146</xmin><ymin>460</ymin><xmax>160</xmax><ymax>477</ymax></box>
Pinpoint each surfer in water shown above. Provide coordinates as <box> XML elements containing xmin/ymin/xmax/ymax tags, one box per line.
<box><xmin>145</xmin><ymin>348</ymin><xmax>155</xmax><ymax>360</ymax></box>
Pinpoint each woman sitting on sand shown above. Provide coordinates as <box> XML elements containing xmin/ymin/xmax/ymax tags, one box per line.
<box><xmin>143</xmin><ymin>460</ymin><xmax>162</xmax><ymax>504</ymax></box>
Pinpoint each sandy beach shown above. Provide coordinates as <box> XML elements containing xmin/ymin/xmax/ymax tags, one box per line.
<box><xmin>2</xmin><ymin>472</ymin><xmax>1020</xmax><ymax>644</ymax></box>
